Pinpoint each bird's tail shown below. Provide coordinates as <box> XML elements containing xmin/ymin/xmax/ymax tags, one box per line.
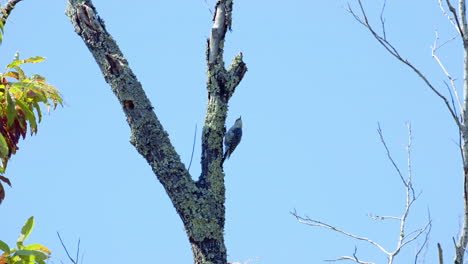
<box><xmin>221</xmin><ymin>150</ymin><xmax>228</xmax><ymax>165</ymax></box>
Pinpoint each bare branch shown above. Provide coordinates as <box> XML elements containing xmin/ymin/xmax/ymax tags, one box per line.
<box><xmin>414</xmin><ymin>215</ymin><xmax>432</xmax><ymax>264</ymax></box>
<box><xmin>458</xmin><ymin>0</ymin><xmax>468</xmax><ymax>41</ymax></box>
<box><xmin>439</xmin><ymin>0</ymin><xmax>466</xmax><ymax>39</ymax></box>
<box><xmin>57</xmin><ymin>232</ymin><xmax>79</xmax><ymax>264</ymax></box>
<box><xmin>295</xmin><ymin>124</ymin><xmax>429</xmax><ymax>263</ymax></box>
<box><xmin>400</xmin><ymin>221</ymin><xmax>432</xmax><ymax>249</ymax></box>
<box><xmin>406</xmin><ymin>122</ymin><xmax>416</xmax><ymax>198</ymax></box>
<box><xmin>379</xmin><ymin>0</ymin><xmax>387</xmax><ymax>40</ymax></box>
<box><xmin>325</xmin><ymin>256</ymin><xmax>376</xmax><ymax>264</ymax></box>
<box><xmin>292</xmin><ymin>212</ymin><xmax>390</xmax><ymax>255</ymax></box>
<box><xmin>377</xmin><ymin>123</ymin><xmax>407</xmax><ymax>187</ymax></box>
<box><xmin>438</xmin><ymin>243</ymin><xmax>444</xmax><ymax>264</ymax></box>
<box><xmin>432</xmin><ymin>31</ymin><xmax>463</xmax><ymax>114</ymax></box>
<box><xmin>368</xmin><ymin>214</ymin><xmax>401</xmax><ymax>221</ymax></box>
<box><xmin>348</xmin><ymin>0</ymin><xmax>462</xmax><ymax>129</ymax></box>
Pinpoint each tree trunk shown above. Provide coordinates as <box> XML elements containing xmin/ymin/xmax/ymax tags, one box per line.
<box><xmin>65</xmin><ymin>1</ymin><xmax>246</xmax><ymax>263</ymax></box>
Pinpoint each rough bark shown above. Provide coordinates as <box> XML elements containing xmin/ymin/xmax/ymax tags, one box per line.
<box><xmin>65</xmin><ymin>1</ymin><xmax>246</xmax><ymax>263</ymax></box>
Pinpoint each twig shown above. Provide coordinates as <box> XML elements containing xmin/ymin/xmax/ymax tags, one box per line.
<box><xmin>368</xmin><ymin>214</ymin><xmax>400</xmax><ymax>221</ymax></box>
<box><xmin>406</xmin><ymin>122</ymin><xmax>416</xmax><ymax>198</ymax></box>
<box><xmin>203</xmin><ymin>0</ymin><xmax>213</xmax><ymax>15</ymax></box>
<box><xmin>325</xmin><ymin>249</ymin><xmax>376</xmax><ymax>264</ymax></box>
<box><xmin>292</xmin><ymin>211</ymin><xmax>390</xmax><ymax>255</ymax></box>
<box><xmin>432</xmin><ymin>31</ymin><xmax>463</xmax><ymax>115</ymax></box>
<box><xmin>377</xmin><ymin>123</ymin><xmax>407</xmax><ymax>187</ymax></box>
<box><xmin>413</xmin><ymin>213</ymin><xmax>431</xmax><ymax>264</ymax></box>
<box><xmin>57</xmin><ymin>232</ymin><xmax>79</xmax><ymax>264</ymax></box>
<box><xmin>187</xmin><ymin>124</ymin><xmax>197</xmax><ymax>171</ymax></box>
<box><xmin>379</xmin><ymin>0</ymin><xmax>387</xmax><ymax>40</ymax></box>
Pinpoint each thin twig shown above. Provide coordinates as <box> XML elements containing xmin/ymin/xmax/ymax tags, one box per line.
<box><xmin>368</xmin><ymin>214</ymin><xmax>400</xmax><ymax>221</ymax></box>
<box><xmin>187</xmin><ymin>124</ymin><xmax>197</xmax><ymax>171</ymax></box>
<box><xmin>203</xmin><ymin>0</ymin><xmax>213</xmax><ymax>15</ymax></box>
<box><xmin>292</xmin><ymin>212</ymin><xmax>391</xmax><ymax>255</ymax></box>
<box><xmin>377</xmin><ymin>123</ymin><xmax>407</xmax><ymax>187</ymax></box>
<box><xmin>413</xmin><ymin>213</ymin><xmax>432</xmax><ymax>264</ymax></box>
<box><xmin>406</xmin><ymin>122</ymin><xmax>416</xmax><ymax>198</ymax></box>
<box><xmin>432</xmin><ymin>31</ymin><xmax>463</xmax><ymax>114</ymax></box>
<box><xmin>57</xmin><ymin>232</ymin><xmax>78</xmax><ymax>264</ymax></box>
<box><xmin>379</xmin><ymin>0</ymin><xmax>387</xmax><ymax>40</ymax></box>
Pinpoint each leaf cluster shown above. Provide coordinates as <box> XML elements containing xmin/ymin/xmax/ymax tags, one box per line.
<box><xmin>0</xmin><ymin>52</ymin><xmax>63</xmax><ymax>203</ymax></box>
<box><xmin>0</xmin><ymin>217</ymin><xmax>51</xmax><ymax>264</ymax></box>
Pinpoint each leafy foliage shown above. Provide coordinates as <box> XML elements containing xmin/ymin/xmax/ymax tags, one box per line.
<box><xmin>0</xmin><ymin>217</ymin><xmax>51</xmax><ymax>264</ymax></box>
<box><xmin>0</xmin><ymin>52</ymin><xmax>62</xmax><ymax>203</ymax></box>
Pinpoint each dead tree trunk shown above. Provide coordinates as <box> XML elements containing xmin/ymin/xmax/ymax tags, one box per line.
<box><xmin>65</xmin><ymin>1</ymin><xmax>247</xmax><ymax>263</ymax></box>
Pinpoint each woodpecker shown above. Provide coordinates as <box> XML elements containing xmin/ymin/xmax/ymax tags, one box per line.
<box><xmin>223</xmin><ymin>116</ymin><xmax>242</xmax><ymax>163</ymax></box>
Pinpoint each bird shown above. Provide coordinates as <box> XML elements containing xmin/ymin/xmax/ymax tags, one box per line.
<box><xmin>223</xmin><ymin>116</ymin><xmax>242</xmax><ymax>163</ymax></box>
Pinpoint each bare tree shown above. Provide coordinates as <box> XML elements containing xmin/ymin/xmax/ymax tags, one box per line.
<box><xmin>65</xmin><ymin>1</ymin><xmax>247</xmax><ymax>264</ymax></box>
<box><xmin>348</xmin><ymin>1</ymin><xmax>468</xmax><ymax>263</ymax></box>
<box><xmin>296</xmin><ymin>0</ymin><xmax>468</xmax><ymax>263</ymax></box>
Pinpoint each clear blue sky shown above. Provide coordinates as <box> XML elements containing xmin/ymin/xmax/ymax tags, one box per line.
<box><xmin>0</xmin><ymin>0</ymin><xmax>463</xmax><ymax>263</ymax></box>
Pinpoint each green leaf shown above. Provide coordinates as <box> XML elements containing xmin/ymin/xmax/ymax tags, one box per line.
<box><xmin>17</xmin><ymin>217</ymin><xmax>34</xmax><ymax>245</ymax></box>
<box><xmin>31</xmin><ymin>101</ymin><xmax>42</xmax><ymax>122</ymax></box>
<box><xmin>29</xmin><ymin>75</ymin><xmax>45</xmax><ymax>82</ymax></box>
<box><xmin>0</xmin><ymin>134</ymin><xmax>8</xmax><ymax>157</ymax></box>
<box><xmin>23</xmin><ymin>244</ymin><xmax>50</xmax><ymax>254</ymax></box>
<box><xmin>24</xmin><ymin>57</ymin><xmax>45</xmax><ymax>64</ymax></box>
<box><xmin>14</xmin><ymin>249</ymin><xmax>48</xmax><ymax>260</ymax></box>
<box><xmin>6</xmin><ymin>92</ymin><xmax>16</xmax><ymax>127</ymax></box>
<box><xmin>6</xmin><ymin>60</ymin><xmax>23</xmax><ymax>68</ymax></box>
<box><xmin>16</xmin><ymin>99</ymin><xmax>36</xmax><ymax>133</ymax></box>
<box><xmin>11</xmin><ymin>82</ymin><xmax>31</xmax><ymax>89</ymax></box>
<box><xmin>0</xmin><ymin>240</ymin><xmax>10</xmax><ymax>254</ymax></box>
<box><xmin>12</xmin><ymin>67</ymin><xmax>25</xmax><ymax>81</ymax></box>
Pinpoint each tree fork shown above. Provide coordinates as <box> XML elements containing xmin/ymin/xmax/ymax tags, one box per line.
<box><xmin>65</xmin><ymin>0</ymin><xmax>246</xmax><ymax>263</ymax></box>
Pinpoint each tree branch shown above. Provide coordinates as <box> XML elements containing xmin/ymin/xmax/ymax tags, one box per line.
<box><xmin>432</xmin><ymin>31</ymin><xmax>463</xmax><ymax>116</ymax></box>
<box><xmin>294</xmin><ymin>124</ymin><xmax>429</xmax><ymax>264</ymax></box>
<box><xmin>200</xmin><ymin>0</ymin><xmax>246</xmax><ymax>187</ymax></box>
<box><xmin>437</xmin><ymin>243</ymin><xmax>444</xmax><ymax>264</ymax></box>
<box><xmin>0</xmin><ymin>0</ymin><xmax>22</xmax><ymax>26</ymax></box>
<box><xmin>292</xmin><ymin>212</ymin><xmax>391</xmax><ymax>255</ymax></box>
<box><xmin>65</xmin><ymin>0</ymin><xmax>197</xmax><ymax>204</ymax></box>
<box><xmin>439</xmin><ymin>0</ymin><xmax>466</xmax><ymax>39</ymax></box>
<box><xmin>347</xmin><ymin>0</ymin><xmax>462</xmax><ymax>130</ymax></box>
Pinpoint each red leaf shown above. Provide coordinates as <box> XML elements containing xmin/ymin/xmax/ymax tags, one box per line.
<box><xmin>0</xmin><ymin>176</ymin><xmax>11</xmax><ymax>186</ymax></box>
<box><xmin>0</xmin><ymin>183</ymin><xmax>4</xmax><ymax>204</ymax></box>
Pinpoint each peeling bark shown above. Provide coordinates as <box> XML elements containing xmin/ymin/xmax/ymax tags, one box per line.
<box><xmin>65</xmin><ymin>0</ymin><xmax>246</xmax><ymax>263</ymax></box>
